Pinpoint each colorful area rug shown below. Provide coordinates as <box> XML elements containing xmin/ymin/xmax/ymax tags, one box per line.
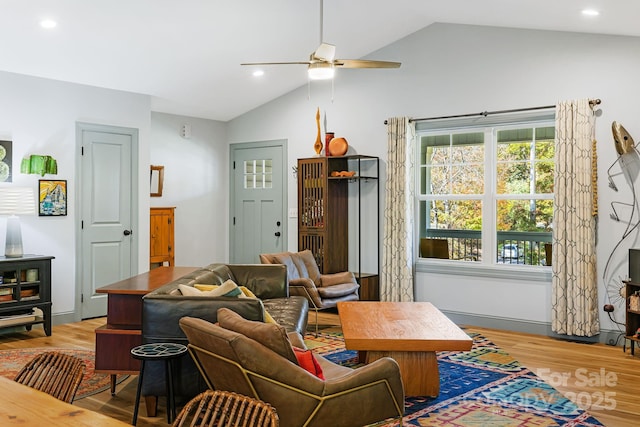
<box><xmin>0</xmin><ymin>347</ymin><xmax>128</xmax><ymax>400</ymax></box>
<box><xmin>306</xmin><ymin>328</ymin><xmax>604</xmax><ymax>426</ymax></box>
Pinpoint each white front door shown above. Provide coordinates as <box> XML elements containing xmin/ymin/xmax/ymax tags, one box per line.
<box><xmin>230</xmin><ymin>141</ymin><xmax>287</xmax><ymax>263</ymax></box>
<box><xmin>77</xmin><ymin>123</ymin><xmax>138</xmax><ymax>319</ymax></box>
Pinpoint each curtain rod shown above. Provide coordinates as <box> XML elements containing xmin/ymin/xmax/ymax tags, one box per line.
<box><xmin>384</xmin><ymin>99</ymin><xmax>601</xmax><ymax>125</ymax></box>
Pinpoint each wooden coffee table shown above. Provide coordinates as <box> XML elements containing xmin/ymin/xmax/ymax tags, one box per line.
<box><xmin>337</xmin><ymin>301</ymin><xmax>472</xmax><ymax>397</ymax></box>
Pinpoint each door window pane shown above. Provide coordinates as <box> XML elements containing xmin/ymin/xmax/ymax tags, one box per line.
<box><xmin>244</xmin><ymin>159</ymin><xmax>273</xmax><ymax>189</ymax></box>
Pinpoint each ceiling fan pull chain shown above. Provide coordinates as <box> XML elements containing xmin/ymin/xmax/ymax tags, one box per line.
<box><xmin>331</xmin><ymin>76</ymin><xmax>334</xmax><ymax>103</ymax></box>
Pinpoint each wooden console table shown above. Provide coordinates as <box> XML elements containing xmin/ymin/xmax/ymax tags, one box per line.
<box><xmin>94</xmin><ymin>266</ymin><xmax>198</xmax><ymax>395</ymax></box>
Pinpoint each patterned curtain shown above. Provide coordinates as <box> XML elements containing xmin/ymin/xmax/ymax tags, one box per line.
<box><xmin>551</xmin><ymin>99</ymin><xmax>599</xmax><ymax>336</ymax></box>
<box><xmin>381</xmin><ymin>117</ymin><xmax>415</xmax><ymax>302</ymax></box>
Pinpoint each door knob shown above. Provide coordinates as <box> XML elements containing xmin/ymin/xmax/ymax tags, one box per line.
<box><xmin>123</xmin><ymin>229</ymin><xmax>132</xmax><ymax>236</ymax></box>
<box><xmin>274</xmin><ymin>232</ymin><xmax>281</xmax><ymax>237</ymax></box>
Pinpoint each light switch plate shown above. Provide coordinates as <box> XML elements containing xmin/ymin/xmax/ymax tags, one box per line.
<box><xmin>288</xmin><ymin>208</ymin><xmax>298</xmax><ymax>218</ymax></box>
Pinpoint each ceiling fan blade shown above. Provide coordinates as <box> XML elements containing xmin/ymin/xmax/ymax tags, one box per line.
<box><xmin>312</xmin><ymin>43</ymin><xmax>336</xmax><ymax>61</ymax></box>
<box><xmin>241</xmin><ymin>61</ymin><xmax>313</xmax><ymax>66</ymax></box>
<box><xmin>335</xmin><ymin>59</ymin><xmax>401</xmax><ymax>69</ymax></box>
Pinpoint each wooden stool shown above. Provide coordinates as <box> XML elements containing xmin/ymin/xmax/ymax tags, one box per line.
<box><xmin>130</xmin><ymin>342</ymin><xmax>187</xmax><ymax>425</ymax></box>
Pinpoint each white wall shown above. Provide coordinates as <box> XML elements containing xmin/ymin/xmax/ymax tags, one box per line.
<box><xmin>0</xmin><ymin>70</ymin><xmax>151</xmax><ymax>319</ymax></box>
<box><xmin>150</xmin><ymin>112</ymin><xmax>229</xmax><ymax>266</ymax></box>
<box><xmin>228</xmin><ymin>23</ymin><xmax>640</xmax><ymax>334</ymax></box>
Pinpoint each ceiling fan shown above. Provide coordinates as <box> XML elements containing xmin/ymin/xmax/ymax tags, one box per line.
<box><xmin>241</xmin><ymin>0</ymin><xmax>401</xmax><ymax>80</ymax></box>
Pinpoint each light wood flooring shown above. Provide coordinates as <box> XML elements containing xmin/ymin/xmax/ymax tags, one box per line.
<box><xmin>0</xmin><ymin>311</ymin><xmax>637</xmax><ymax>426</ymax></box>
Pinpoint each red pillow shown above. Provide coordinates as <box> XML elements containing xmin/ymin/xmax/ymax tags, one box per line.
<box><xmin>292</xmin><ymin>347</ymin><xmax>324</xmax><ymax>380</ymax></box>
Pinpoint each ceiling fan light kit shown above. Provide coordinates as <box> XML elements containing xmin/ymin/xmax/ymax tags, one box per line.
<box><xmin>308</xmin><ymin>63</ymin><xmax>335</xmax><ymax>80</ymax></box>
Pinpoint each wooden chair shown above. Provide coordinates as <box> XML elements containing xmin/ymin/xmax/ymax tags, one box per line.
<box><xmin>173</xmin><ymin>390</ymin><xmax>279</xmax><ymax>427</ymax></box>
<box><xmin>419</xmin><ymin>238</ymin><xmax>450</xmax><ymax>259</ymax></box>
<box><xmin>545</xmin><ymin>243</ymin><xmax>552</xmax><ymax>266</ymax></box>
<box><xmin>14</xmin><ymin>351</ymin><xmax>85</xmax><ymax>403</ymax></box>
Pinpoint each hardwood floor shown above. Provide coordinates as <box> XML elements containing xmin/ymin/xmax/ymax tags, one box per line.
<box><xmin>471</xmin><ymin>326</ymin><xmax>639</xmax><ymax>427</ymax></box>
<box><xmin>0</xmin><ymin>312</ymin><xmax>637</xmax><ymax>426</ymax></box>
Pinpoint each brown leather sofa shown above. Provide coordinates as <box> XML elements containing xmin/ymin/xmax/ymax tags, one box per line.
<box><xmin>260</xmin><ymin>250</ymin><xmax>360</xmax><ymax>333</ymax></box>
<box><xmin>140</xmin><ymin>263</ymin><xmax>309</xmax><ymax>415</ymax></box>
<box><xmin>180</xmin><ymin>309</ymin><xmax>405</xmax><ymax>427</ymax></box>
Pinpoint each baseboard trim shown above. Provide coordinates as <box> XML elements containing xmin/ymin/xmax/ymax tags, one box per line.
<box><xmin>442</xmin><ymin>310</ymin><xmax>623</xmax><ymax>346</ymax></box>
<box><xmin>52</xmin><ymin>312</ymin><xmax>76</xmax><ymax>326</ymax></box>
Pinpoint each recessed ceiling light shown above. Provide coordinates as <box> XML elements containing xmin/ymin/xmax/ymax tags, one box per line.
<box><xmin>252</xmin><ymin>70</ymin><xmax>265</xmax><ymax>77</ymax></box>
<box><xmin>582</xmin><ymin>9</ymin><xmax>600</xmax><ymax>17</ymax></box>
<box><xmin>40</xmin><ymin>19</ymin><xmax>58</xmax><ymax>29</ymax></box>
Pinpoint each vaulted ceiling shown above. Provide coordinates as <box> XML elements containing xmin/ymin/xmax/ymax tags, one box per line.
<box><xmin>2</xmin><ymin>1</ymin><xmax>638</xmax><ymax>121</ymax></box>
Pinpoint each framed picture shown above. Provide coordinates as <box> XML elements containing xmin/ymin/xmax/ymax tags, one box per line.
<box><xmin>150</xmin><ymin>165</ymin><xmax>164</xmax><ymax>197</ymax></box>
<box><xmin>0</xmin><ymin>140</ymin><xmax>12</xmax><ymax>182</ymax></box>
<box><xmin>39</xmin><ymin>180</ymin><xmax>67</xmax><ymax>216</ymax></box>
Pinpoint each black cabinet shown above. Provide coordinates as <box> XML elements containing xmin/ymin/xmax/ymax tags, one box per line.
<box><xmin>0</xmin><ymin>255</ymin><xmax>53</xmax><ymax>336</ymax></box>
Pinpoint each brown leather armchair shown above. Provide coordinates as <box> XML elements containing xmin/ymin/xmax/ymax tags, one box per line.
<box><xmin>259</xmin><ymin>250</ymin><xmax>360</xmax><ymax>334</ymax></box>
<box><xmin>179</xmin><ymin>310</ymin><xmax>404</xmax><ymax>427</ymax></box>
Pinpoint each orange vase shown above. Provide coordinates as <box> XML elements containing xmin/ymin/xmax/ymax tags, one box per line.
<box><xmin>325</xmin><ymin>132</ymin><xmax>334</xmax><ymax>156</ymax></box>
<box><xmin>313</xmin><ymin>108</ymin><xmax>322</xmax><ymax>155</ymax></box>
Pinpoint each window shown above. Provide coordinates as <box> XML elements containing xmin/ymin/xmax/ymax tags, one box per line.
<box><xmin>416</xmin><ymin>114</ymin><xmax>554</xmax><ymax>267</ymax></box>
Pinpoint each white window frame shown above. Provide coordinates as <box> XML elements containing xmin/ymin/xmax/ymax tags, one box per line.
<box><xmin>414</xmin><ymin>112</ymin><xmax>554</xmax><ymax>282</ymax></box>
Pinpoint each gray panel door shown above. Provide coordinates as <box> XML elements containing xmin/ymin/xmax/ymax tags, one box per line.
<box><xmin>77</xmin><ymin>123</ymin><xmax>138</xmax><ymax>319</ymax></box>
<box><xmin>230</xmin><ymin>142</ymin><xmax>286</xmax><ymax>263</ymax></box>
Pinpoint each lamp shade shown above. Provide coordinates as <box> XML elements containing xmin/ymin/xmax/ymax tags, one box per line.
<box><xmin>0</xmin><ymin>187</ymin><xmax>36</xmax><ymax>257</ymax></box>
<box><xmin>0</xmin><ymin>187</ymin><xmax>36</xmax><ymax>215</ymax></box>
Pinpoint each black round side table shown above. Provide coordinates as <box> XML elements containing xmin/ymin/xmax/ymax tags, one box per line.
<box><xmin>130</xmin><ymin>342</ymin><xmax>188</xmax><ymax>425</ymax></box>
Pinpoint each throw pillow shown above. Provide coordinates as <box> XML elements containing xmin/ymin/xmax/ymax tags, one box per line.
<box><xmin>193</xmin><ymin>282</ymin><xmax>277</xmax><ymax>324</ymax></box>
<box><xmin>197</xmin><ymin>279</ymin><xmax>243</xmax><ymax>296</ymax></box>
<box><xmin>192</xmin><ymin>280</ymin><xmax>242</xmax><ymax>296</ymax></box>
<box><xmin>237</xmin><ymin>287</ymin><xmax>277</xmax><ymax>324</ymax></box>
<box><xmin>217</xmin><ymin>307</ymin><xmax>297</xmax><ymax>364</ymax></box>
<box><xmin>179</xmin><ymin>280</ymin><xmax>242</xmax><ymax>297</ymax></box>
<box><xmin>178</xmin><ymin>284</ymin><xmax>217</xmax><ymax>296</ymax></box>
<box><xmin>292</xmin><ymin>347</ymin><xmax>324</xmax><ymax>379</ymax></box>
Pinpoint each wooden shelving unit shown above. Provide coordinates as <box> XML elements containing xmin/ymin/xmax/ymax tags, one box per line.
<box><xmin>624</xmin><ymin>280</ymin><xmax>640</xmax><ymax>355</ymax></box>
<box><xmin>0</xmin><ymin>255</ymin><xmax>53</xmax><ymax>336</ymax></box>
<box><xmin>297</xmin><ymin>155</ymin><xmax>380</xmax><ymax>300</ymax></box>
<box><xmin>298</xmin><ymin>157</ymin><xmax>348</xmax><ymax>273</ymax></box>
